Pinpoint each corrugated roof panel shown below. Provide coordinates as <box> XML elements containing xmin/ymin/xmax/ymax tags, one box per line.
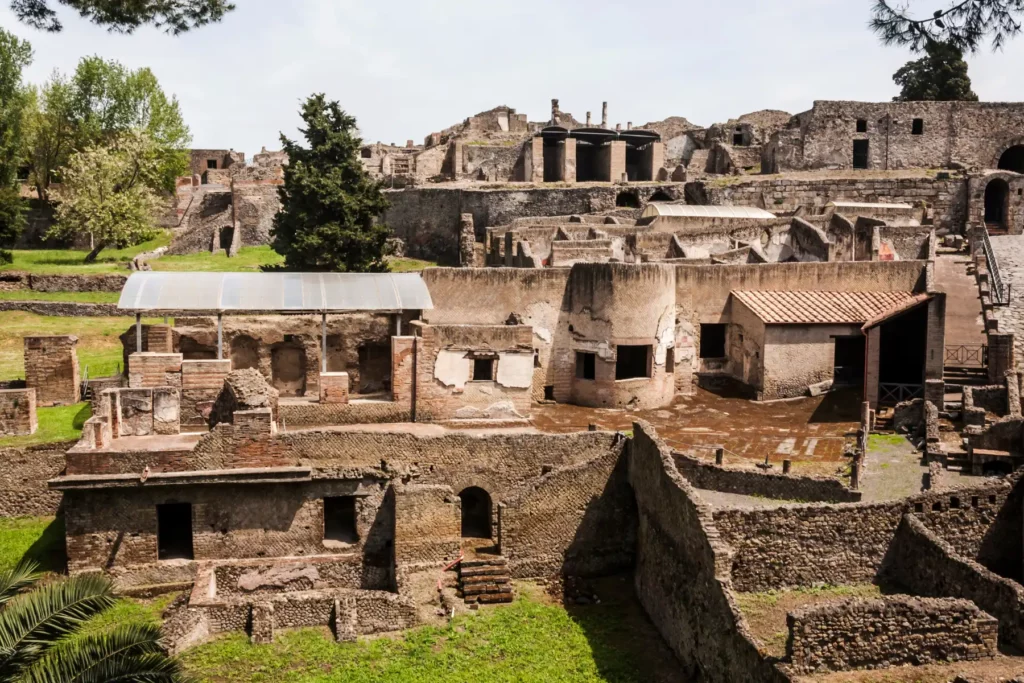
<box><xmin>641</xmin><ymin>203</ymin><xmax>776</xmax><ymax>219</ymax></box>
<box><xmin>826</xmin><ymin>201</ymin><xmax>915</xmax><ymax>210</ymax></box>
<box><xmin>118</xmin><ymin>272</ymin><xmax>433</xmax><ymax>312</ymax></box>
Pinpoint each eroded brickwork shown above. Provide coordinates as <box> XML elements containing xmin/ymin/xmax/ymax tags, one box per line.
<box><xmin>24</xmin><ymin>336</ymin><xmax>79</xmax><ymax>406</ymax></box>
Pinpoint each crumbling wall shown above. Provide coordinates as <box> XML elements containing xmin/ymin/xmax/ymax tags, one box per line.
<box><xmin>672</xmin><ymin>452</ymin><xmax>860</xmax><ymax>503</ymax></box>
<box><xmin>24</xmin><ymin>335</ymin><xmax>79</xmax><ymax>406</ymax></box>
<box><xmin>0</xmin><ymin>388</ymin><xmax>36</xmax><ymax>436</ymax></box>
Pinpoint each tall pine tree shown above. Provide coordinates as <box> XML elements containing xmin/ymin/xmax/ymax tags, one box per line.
<box><xmin>271</xmin><ymin>95</ymin><xmax>390</xmax><ymax>272</ymax></box>
<box><xmin>892</xmin><ymin>40</ymin><xmax>979</xmax><ymax>101</ymax></box>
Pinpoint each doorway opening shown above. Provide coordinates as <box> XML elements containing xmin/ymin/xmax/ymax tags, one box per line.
<box><xmin>853</xmin><ymin>140</ymin><xmax>869</xmax><ymax>169</ymax></box>
<box><xmin>984</xmin><ymin>178</ymin><xmax>1010</xmax><ymax>234</ymax></box>
<box><xmin>157</xmin><ymin>503</ymin><xmax>193</xmax><ymax>561</ymax></box>
<box><xmin>833</xmin><ymin>335</ymin><xmax>865</xmax><ymax>386</ymax></box>
<box><xmin>271</xmin><ymin>340</ymin><xmax>307</xmax><ymax>396</ymax></box>
<box><xmin>459</xmin><ymin>487</ymin><xmax>492</xmax><ymax>538</ymax></box>
<box><xmin>998</xmin><ymin>145</ymin><xmax>1024</xmax><ymax>173</ymax></box>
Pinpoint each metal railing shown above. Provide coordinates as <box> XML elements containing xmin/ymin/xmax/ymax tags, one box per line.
<box><xmin>979</xmin><ymin>228</ymin><xmax>1010</xmax><ymax>305</ymax></box>
<box><xmin>944</xmin><ymin>344</ymin><xmax>987</xmax><ymax>368</ymax></box>
<box><xmin>879</xmin><ymin>383</ymin><xmax>924</xmax><ymax>405</ymax></box>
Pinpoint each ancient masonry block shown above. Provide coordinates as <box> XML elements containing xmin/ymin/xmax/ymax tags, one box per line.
<box><xmin>0</xmin><ymin>388</ymin><xmax>37</xmax><ymax>436</ymax></box>
<box><xmin>249</xmin><ymin>602</ymin><xmax>274</xmax><ymax>644</ymax></box>
<box><xmin>319</xmin><ymin>372</ymin><xmax>349</xmax><ymax>404</ymax></box>
<box><xmin>332</xmin><ymin>597</ymin><xmax>357</xmax><ymax>642</ymax></box>
<box><xmin>24</xmin><ymin>335</ymin><xmax>79</xmax><ymax>406</ymax></box>
<box><xmin>128</xmin><ymin>353</ymin><xmax>183</xmax><ymax>390</ymax></box>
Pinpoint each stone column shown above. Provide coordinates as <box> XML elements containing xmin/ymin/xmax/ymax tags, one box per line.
<box><xmin>563</xmin><ymin>138</ymin><xmax>577</xmax><ymax>184</ymax></box>
<box><xmin>609</xmin><ymin>140</ymin><xmax>626</xmax><ymax>183</ymax></box>
<box><xmin>530</xmin><ymin>137</ymin><xmax>544</xmax><ymax>184</ymax></box>
<box><xmin>925</xmin><ymin>294</ymin><xmax>946</xmax><ymax>381</ymax></box>
<box><xmin>459</xmin><ymin>213</ymin><xmax>476</xmax><ymax>267</ymax></box>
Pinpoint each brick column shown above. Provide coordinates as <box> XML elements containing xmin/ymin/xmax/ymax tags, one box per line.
<box><xmin>649</xmin><ymin>141</ymin><xmax>665</xmax><ymax>180</ymax></box>
<box><xmin>530</xmin><ymin>137</ymin><xmax>544</xmax><ymax>183</ymax></box>
<box><xmin>609</xmin><ymin>140</ymin><xmax>626</xmax><ymax>182</ymax></box>
<box><xmin>563</xmin><ymin>138</ymin><xmax>577</xmax><ymax>184</ymax></box>
<box><xmin>925</xmin><ymin>294</ymin><xmax>946</xmax><ymax>381</ymax></box>
<box><xmin>391</xmin><ymin>336</ymin><xmax>418</xmax><ymax>420</ymax></box>
<box><xmin>988</xmin><ymin>332</ymin><xmax>1015</xmax><ymax>384</ymax></box>
<box><xmin>24</xmin><ymin>335</ymin><xmax>79</xmax><ymax>406</ymax></box>
<box><xmin>865</xmin><ymin>327</ymin><xmax>881</xmax><ymax>409</ymax></box>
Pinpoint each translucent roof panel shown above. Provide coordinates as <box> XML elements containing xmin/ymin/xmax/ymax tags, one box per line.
<box><xmin>118</xmin><ymin>272</ymin><xmax>433</xmax><ymax>312</ymax></box>
<box><xmin>641</xmin><ymin>203</ymin><xmax>776</xmax><ymax>219</ymax></box>
<box><xmin>825</xmin><ymin>201</ymin><xmax>915</xmax><ymax>210</ymax></box>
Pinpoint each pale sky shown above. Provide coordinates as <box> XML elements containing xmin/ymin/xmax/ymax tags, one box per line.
<box><xmin>2</xmin><ymin>0</ymin><xmax>1023</xmax><ymax>156</ymax></box>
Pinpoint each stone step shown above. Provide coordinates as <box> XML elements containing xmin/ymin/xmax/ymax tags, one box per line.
<box><xmin>465</xmin><ymin>592</ymin><xmax>515</xmax><ymax>604</ymax></box>
<box><xmin>461</xmin><ymin>557</ymin><xmax>506</xmax><ymax>568</ymax></box>
<box><xmin>461</xmin><ymin>574</ymin><xmax>512</xmax><ymax>587</ymax></box>
<box><xmin>459</xmin><ymin>565</ymin><xmax>509</xmax><ymax>578</ymax></box>
<box><xmin>461</xmin><ymin>583</ymin><xmax>513</xmax><ymax>596</ymax></box>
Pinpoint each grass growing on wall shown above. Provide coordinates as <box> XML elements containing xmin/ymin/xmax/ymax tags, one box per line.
<box><xmin>184</xmin><ymin>581</ymin><xmax>678</xmax><ymax>683</ymax></box>
<box><xmin>0</xmin><ymin>402</ymin><xmax>90</xmax><ymax>448</ymax></box>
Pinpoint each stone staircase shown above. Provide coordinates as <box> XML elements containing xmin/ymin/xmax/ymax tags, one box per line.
<box><xmin>457</xmin><ymin>556</ymin><xmax>513</xmax><ymax>605</ymax></box>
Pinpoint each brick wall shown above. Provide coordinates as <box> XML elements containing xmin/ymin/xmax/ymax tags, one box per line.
<box><xmin>0</xmin><ymin>443</ymin><xmax>67</xmax><ymax>516</ymax></box>
<box><xmin>0</xmin><ymin>388</ymin><xmax>36</xmax><ymax>436</ymax></box>
<box><xmin>128</xmin><ymin>353</ymin><xmax>183</xmax><ymax>390</ymax></box>
<box><xmin>319</xmin><ymin>372</ymin><xmax>349</xmax><ymax>404</ymax></box>
<box><xmin>787</xmin><ymin>595</ymin><xmax>997</xmax><ymax>673</ymax></box>
<box><xmin>181</xmin><ymin>359</ymin><xmax>231</xmax><ymax>426</ymax></box>
<box><xmin>24</xmin><ymin>335</ymin><xmax>79</xmax><ymax>406</ymax></box>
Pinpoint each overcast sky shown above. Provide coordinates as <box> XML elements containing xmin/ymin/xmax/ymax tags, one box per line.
<box><xmin>2</xmin><ymin>0</ymin><xmax>1023</xmax><ymax>155</ymax></box>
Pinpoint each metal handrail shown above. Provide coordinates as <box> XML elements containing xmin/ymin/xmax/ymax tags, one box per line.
<box><xmin>979</xmin><ymin>229</ymin><xmax>1010</xmax><ymax>305</ymax></box>
<box><xmin>879</xmin><ymin>382</ymin><xmax>924</xmax><ymax>405</ymax></box>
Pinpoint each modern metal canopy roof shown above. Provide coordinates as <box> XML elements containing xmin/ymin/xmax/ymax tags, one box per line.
<box><xmin>117</xmin><ymin>272</ymin><xmax>434</xmax><ymax>312</ymax></box>
<box><xmin>641</xmin><ymin>203</ymin><xmax>776</xmax><ymax>219</ymax></box>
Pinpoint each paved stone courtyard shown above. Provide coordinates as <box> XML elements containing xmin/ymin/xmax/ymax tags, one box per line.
<box><xmin>989</xmin><ymin>235</ymin><xmax>1024</xmax><ymax>361</ymax></box>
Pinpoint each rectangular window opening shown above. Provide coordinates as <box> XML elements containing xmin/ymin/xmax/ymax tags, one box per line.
<box><xmin>666</xmin><ymin>347</ymin><xmax>675</xmax><ymax>373</ymax></box>
<box><xmin>157</xmin><ymin>503</ymin><xmax>194</xmax><ymax>561</ymax></box>
<box><xmin>575</xmin><ymin>351</ymin><xmax>596</xmax><ymax>380</ymax></box>
<box><xmin>856</xmin><ymin>119</ymin><xmax>867</xmax><ymax>133</ymax></box>
<box><xmin>207</xmin><ymin>159</ymin><xmax>218</xmax><ymax>169</ymax></box>
<box><xmin>912</xmin><ymin>118</ymin><xmax>924</xmax><ymax>135</ymax></box>
<box><xmin>949</xmin><ymin>496</ymin><xmax>960</xmax><ymax>509</ymax></box>
<box><xmin>472</xmin><ymin>358</ymin><xmax>494</xmax><ymax>381</ymax></box>
<box><xmin>615</xmin><ymin>345</ymin><xmax>651</xmax><ymax>380</ymax></box>
<box><xmin>324</xmin><ymin>496</ymin><xmax>358</xmax><ymax>543</ymax></box>
<box><xmin>699</xmin><ymin>324</ymin><xmax>727</xmax><ymax>359</ymax></box>
<box><xmin>543</xmin><ymin>384</ymin><xmax>555</xmax><ymax>400</ymax></box>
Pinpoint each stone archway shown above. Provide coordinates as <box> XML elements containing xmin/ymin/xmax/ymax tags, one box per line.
<box><xmin>270</xmin><ymin>341</ymin><xmax>307</xmax><ymax>396</ymax></box>
<box><xmin>458</xmin><ymin>487</ymin><xmax>492</xmax><ymax>539</ymax></box>
<box><xmin>984</xmin><ymin>178</ymin><xmax>1010</xmax><ymax>234</ymax></box>
<box><xmin>995</xmin><ymin>138</ymin><xmax>1024</xmax><ymax>173</ymax></box>
<box><xmin>230</xmin><ymin>335</ymin><xmax>260</xmax><ymax>371</ymax></box>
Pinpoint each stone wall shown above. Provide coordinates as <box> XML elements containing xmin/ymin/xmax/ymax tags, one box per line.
<box><xmin>673</xmin><ymin>452</ymin><xmax>861</xmax><ymax>503</ymax></box>
<box><xmin>0</xmin><ymin>388</ymin><xmax>36</xmax><ymax>436</ymax></box>
<box><xmin>0</xmin><ymin>273</ymin><xmax>126</xmax><ymax>292</ymax></box>
<box><xmin>883</xmin><ymin>513</ymin><xmax>1024</xmax><ymax>649</ymax></box>
<box><xmin>712</xmin><ymin>480</ymin><xmax>1014</xmax><ymax>591</ymax></box>
<box><xmin>786</xmin><ymin>595</ymin><xmax>997</xmax><ymax>673</ymax></box>
<box><xmin>24</xmin><ymin>336</ymin><xmax>79</xmax><ymax>406</ymax></box>
<box><xmin>0</xmin><ymin>442</ymin><xmax>69</xmax><ymax>516</ymax></box>
<box><xmin>628</xmin><ymin>421</ymin><xmax>788</xmax><ymax>682</ymax></box>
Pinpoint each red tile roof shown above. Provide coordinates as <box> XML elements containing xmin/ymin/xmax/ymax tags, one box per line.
<box><xmin>731</xmin><ymin>290</ymin><xmax>924</xmax><ymax>325</ymax></box>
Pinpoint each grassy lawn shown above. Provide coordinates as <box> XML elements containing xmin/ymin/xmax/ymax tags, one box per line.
<box><xmin>0</xmin><ymin>232</ymin><xmax>172</xmax><ymax>275</ymax></box>
<box><xmin>0</xmin><ymin>402</ymin><xmax>90</xmax><ymax>448</ymax></box>
<box><xmin>184</xmin><ymin>580</ymin><xmax>679</xmax><ymax>683</ymax></box>
<box><xmin>151</xmin><ymin>245</ymin><xmax>284</xmax><ymax>272</ymax></box>
<box><xmin>0</xmin><ymin>290</ymin><xmax>120</xmax><ymax>303</ymax></box>
<box><xmin>388</xmin><ymin>257</ymin><xmax>436</xmax><ymax>272</ymax></box>
<box><xmin>0</xmin><ymin>312</ymin><xmax>164</xmax><ymax>380</ymax></box>
<box><xmin>0</xmin><ymin>516</ymin><xmax>66</xmax><ymax>573</ymax></box>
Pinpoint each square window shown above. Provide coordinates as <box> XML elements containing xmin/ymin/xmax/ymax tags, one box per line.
<box><xmin>971</xmin><ymin>496</ymin><xmax>979</xmax><ymax>508</ymax></box>
<box><xmin>472</xmin><ymin>358</ymin><xmax>494</xmax><ymax>381</ymax></box>
<box><xmin>615</xmin><ymin>345</ymin><xmax>651</xmax><ymax>380</ymax></box>
<box><xmin>700</xmin><ymin>324</ymin><xmax>727</xmax><ymax>358</ymax></box>
<box><xmin>949</xmin><ymin>496</ymin><xmax>960</xmax><ymax>509</ymax></box>
<box><xmin>157</xmin><ymin>503</ymin><xmax>193</xmax><ymax>561</ymax></box>
<box><xmin>932</xmin><ymin>501</ymin><xmax>943</xmax><ymax>511</ymax></box>
<box><xmin>324</xmin><ymin>497</ymin><xmax>358</xmax><ymax>543</ymax></box>
<box><xmin>207</xmin><ymin>159</ymin><xmax>218</xmax><ymax>169</ymax></box>
<box><xmin>912</xmin><ymin>118</ymin><xmax>924</xmax><ymax>135</ymax></box>
<box><xmin>856</xmin><ymin>119</ymin><xmax>867</xmax><ymax>133</ymax></box>
<box><xmin>914</xmin><ymin>502</ymin><xmax>924</xmax><ymax>513</ymax></box>
<box><xmin>576</xmin><ymin>351</ymin><xmax>596</xmax><ymax>380</ymax></box>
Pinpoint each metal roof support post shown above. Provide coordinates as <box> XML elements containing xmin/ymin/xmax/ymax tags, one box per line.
<box><xmin>135</xmin><ymin>313</ymin><xmax>142</xmax><ymax>353</ymax></box>
<box><xmin>217</xmin><ymin>313</ymin><xmax>223</xmax><ymax>360</ymax></box>
<box><xmin>321</xmin><ymin>311</ymin><xmax>327</xmax><ymax>373</ymax></box>
<box><xmin>396</xmin><ymin>314</ymin><xmax>402</xmax><ymax>336</ymax></box>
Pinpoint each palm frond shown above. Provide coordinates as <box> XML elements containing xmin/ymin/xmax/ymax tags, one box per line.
<box><xmin>0</xmin><ymin>561</ymin><xmax>41</xmax><ymax>609</ymax></box>
<box><xmin>0</xmin><ymin>573</ymin><xmax>115</xmax><ymax>679</ymax></box>
<box><xmin>20</xmin><ymin>622</ymin><xmax>191</xmax><ymax>683</ymax></box>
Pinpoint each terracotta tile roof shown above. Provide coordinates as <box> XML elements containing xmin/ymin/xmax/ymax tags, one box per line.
<box><xmin>731</xmin><ymin>290</ymin><xmax>923</xmax><ymax>325</ymax></box>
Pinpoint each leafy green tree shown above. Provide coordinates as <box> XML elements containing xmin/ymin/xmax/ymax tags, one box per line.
<box><xmin>0</xmin><ymin>28</ymin><xmax>33</xmax><ymax>262</ymax></box>
<box><xmin>893</xmin><ymin>40</ymin><xmax>979</xmax><ymax>101</ymax></box>
<box><xmin>49</xmin><ymin>130</ymin><xmax>162</xmax><ymax>261</ymax></box>
<box><xmin>11</xmin><ymin>0</ymin><xmax>234</xmax><ymax>34</ymax></box>
<box><xmin>0</xmin><ymin>560</ymin><xmax>188</xmax><ymax>682</ymax></box>
<box><xmin>871</xmin><ymin>0</ymin><xmax>1024</xmax><ymax>53</ymax></box>
<box><xmin>271</xmin><ymin>94</ymin><xmax>391</xmax><ymax>272</ymax></box>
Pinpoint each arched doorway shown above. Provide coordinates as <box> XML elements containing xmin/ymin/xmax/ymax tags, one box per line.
<box><xmin>984</xmin><ymin>179</ymin><xmax>1010</xmax><ymax>234</ymax></box>
<box><xmin>230</xmin><ymin>335</ymin><xmax>260</xmax><ymax>370</ymax></box>
<box><xmin>998</xmin><ymin>145</ymin><xmax>1024</xmax><ymax>174</ymax></box>
<box><xmin>271</xmin><ymin>341</ymin><xmax>307</xmax><ymax>396</ymax></box>
<box><xmin>459</xmin><ymin>487</ymin><xmax>492</xmax><ymax>538</ymax></box>
<box><xmin>615</xmin><ymin>191</ymin><xmax>640</xmax><ymax>208</ymax></box>
<box><xmin>649</xmin><ymin>190</ymin><xmax>673</xmax><ymax>202</ymax></box>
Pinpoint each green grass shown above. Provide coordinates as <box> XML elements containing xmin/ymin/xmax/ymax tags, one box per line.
<box><xmin>869</xmin><ymin>433</ymin><xmax>910</xmax><ymax>449</ymax></box>
<box><xmin>0</xmin><ymin>402</ymin><xmax>90</xmax><ymax>448</ymax></box>
<box><xmin>388</xmin><ymin>257</ymin><xmax>436</xmax><ymax>272</ymax></box>
<box><xmin>0</xmin><ymin>516</ymin><xmax>66</xmax><ymax>573</ymax></box>
<box><xmin>0</xmin><ymin>312</ymin><xmax>164</xmax><ymax>380</ymax></box>
<box><xmin>0</xmin><ymin>290</ymin><xmax>120</xmax><ymax>303</ymax></box>
<box><xmin>184</xmin><ymin>584</ymin><xmax>672</xmax><ymax>683</ymax></box>
<box><xmin>0</xmin><ymin>232</ymin><xmax>172</xmax><ymax>275</ymax></box>
<box><xmin>150</xmin><ymin>245</ymin><xmax>284</xmax><ymax>272</ymax></box>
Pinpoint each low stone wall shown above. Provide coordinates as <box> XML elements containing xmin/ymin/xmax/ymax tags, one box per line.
<box><xmin>0</xmin><ymin>272</ymin><xmax>127</xmax><ymax>292</ymax></box>
<box><xmin>212</xmin><ymin>555</ymin><xmax>372</xmax><ymax>597</ymax></box>
<box><xmin>628</xmin><ymin>421</ymin><xmax>788</xmax><ymax>682</ymax></box>
<box><xmin>672</xmin><ymin>451</ymin><xmax>861</xmax><ymax>503</ymax></box>
<box><xmin>786</xmin><ymin>595</ymin><xmax>997</xmax><ymax>673</ymax></box>
<box><xmin>883</xmin><ymin>514</ymin><xmax>1024</xmax><ymax>649</ymax></box>
<box><xmin>0</xmin><ymin>388</ymin><xmax>36</xmax><ymax>436</ymax></box>
<box><xmin>0</xmin><ymin>442</ymin><xmax>70</xmax><ymax>516</ymax></box>
<box><xmin>278</xmin><ymin>400</ymin><xmax>412</xmax><ymax>428</ymax></box>
<box><xmin>963</xmin><ymin>385</ymin><xmax>1008</xmax><ymax>427</ymax></box>
<box><xmin>0</xmin><ymin>301</ymin><xmax>122</xmax><ymax>317</ymax></box>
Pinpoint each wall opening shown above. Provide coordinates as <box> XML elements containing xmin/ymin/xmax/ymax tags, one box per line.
<box><xmin>575</xmin><ymin>351</ymin><xmax>596</xmax><ymax>380</ymax></box>
<box><xmin>856</xmin><ymin>119</ymin><xmax>867</xmax><ymax>133</ymax></box>
<box><xmin>699</xmin><ymin>324</ymin><xmax>727</xmax><ymax>358</ymax></box>
<box><xmin>615</xmin><ymin>191</ymin><xmax>640</xmax><ymax>208</ymax></box>
<box><xmin>666</xmin><ymin>347</ymin><xmax>675</xmax><ymax>373</ymax></box>
<box><xmin>542</xmin><ymin>139</ymin><xmax>565</xmax><ymax>182</ymax></box>
<box><xmin>472</xmin><ymin>357</ymin><xmax>494</xmax><ymax>381</ymax></box>
<box><xmin>732</xmin><ymin>128</ymin><xmax>744</xmax><ymax>145</ymax></box>
<box><xmin>625</xmin><ymin>144</ymin><xmax>654</xmax><ymax>181</ymax></box>
<box><xmin>179</xmin><ymin>336</ymin><xmax>217</xmax><ymax>360</ymax></box>
<box><xmin>459</xmin><ymin>487</ymin><xmax>492</xmax><ymax>539</ymax></box>
<box><xmin>217</xmin><ymin>226</ymin><xmax>234</xmax><ymax>253</ymax></box>
<box><xmin>853</xmin><ymin>140</ymin><xmax>869</xmax><ymax>169</ymax></box>
<box><xmin>877</xmin><ymin>304</ymin><xmax>928</xmax><ymax>405</ymax></box>
<box><xmin>998</xmin><ymin>145</ymin><xmax>1024</xmax><ymax>173</ymax></box>
<box><xmin>649</xmin><ymin>189</ymin><xmax>673</xmax><ymax>202</ymax></box>
<box><xmin>157</xmin><ymin>502</ymin><xmax>193</xmax><ymax>561</ymax></box>
<box><xmin>615</xmin><ymin>345</ymin><xmax>651</xmax><ymax>380</ymax></box>
<box><xmin>984</xmin><ymin>178</ymin><xmax>1010</xmax><ymax>233</ymax></box>
<box><xmin>833</xmin><ymin>335</ymin><xmax>865</xmax><ymax>386</ymax></box>
<box><xmin>323</xmin><ymin>496</ymin><xmax>358</xmax><ymax>544</ymax></box>
<box><xmin>325</xmin><ymin>334</ymin><xmax>345</xmax><ymax>372</ymax></box>
<box><xmin>360</xmin><ymin>148</ymin><xmax>372</xmax><ymax>159</ymax></box>
<box><xmin>230</xmin><ymin>335</ymin><xmax>260</xmax><ymax>371</ymax></box>
<box><xmin>271</xmin><ymin>340</ymin><xmax>307</xmax><ymax>396</ymax></box>
<box><xmin>357</xmin><ymin>343</ymin><xmax>391</xmax><ymax>393</ymax></box>
<box><xmin>207</xmin><ymin>159</ymin><xmax>218</xmax><ymax>170</ymax></box>
<box><xmin>911</xmin><ymin>118</ymin><xmax>924</xmax><ymax>135</ymax></box>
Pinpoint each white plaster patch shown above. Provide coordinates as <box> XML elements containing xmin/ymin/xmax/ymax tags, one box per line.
<box><xmin>654</xmin><ymin>325</ymin><xmax>675</xmax><ymax>366</ymax></box>
<box><xmin>496</xmin><ymin>352</ymin><xmax>533</xmax><ymax>389</ymax></box>
<box><xmin>434</xmin><ymin>350</ymin><xmax>471</xmax><ymax>389</ymax></box>
<box><xmin>776</xmin><ymin>438</ymin><xmax>796</xmax><ymax>455</ymax></box>
<box><xmin>533</xmin><ymin>327</ymin><xmax>552</xmax><ymax>343</ymax></box>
